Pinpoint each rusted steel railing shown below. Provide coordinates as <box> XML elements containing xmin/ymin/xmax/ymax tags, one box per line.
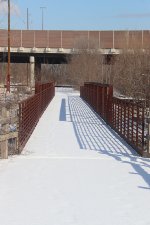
<box><xmin>80</xmin><ymin>82</ymin><xmax>113</xmax><ymax>123</ymax></box>
<box><xmin>18</xmin><ymin>82</ymin><xmax>55</xmax><ymax>152</ymax></box>
<box><xmin>112</xmin><ymin>97</ymin><xmax>146</xmax><ymax>156</ymax></box>
<box><xmin>80</xmin><ymin>82</ymin><xmax>149</xmax><ymax>157</ymax></box>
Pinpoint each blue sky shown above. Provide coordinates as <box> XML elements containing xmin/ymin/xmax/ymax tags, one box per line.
<box><xmin>1</xmin><ymin>0</ymin><xmax>150</xmax><ymax>30</ymax></box>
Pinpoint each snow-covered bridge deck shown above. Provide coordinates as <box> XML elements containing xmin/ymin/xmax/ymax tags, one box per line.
<box><xmin>0</xmin><ymin>88</ymin><xmax>150</xmax><ymax>225</ymax></box>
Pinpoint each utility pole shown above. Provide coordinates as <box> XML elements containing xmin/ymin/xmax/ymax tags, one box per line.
<box><xmin>7</xmin><ymin>0</ymin><xmax>10</xmax><ymax>92</ymax></box>
<box><xmin>40</xmin><ymin>7</ymin><xmax>46</xmax><ymax>30</ymax></box>
<box><xmin>27</xmin><ymin>8</ymin><xmax>29</xmax><ymax>30</ymax></box>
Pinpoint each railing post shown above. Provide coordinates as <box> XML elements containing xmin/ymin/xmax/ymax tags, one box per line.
<box><xmin>107</xmin><ymin>85</ymin><xmax>113</xmax><ymax>124</ymax></box>
<box><xmin>147</xmin><ymin>113</ymin><xmax>150</xmax><ymax>156</ymax></box>
<box><xmin>96</xmin><ymin>85</ymin><xmax>99</xmax><ymax>113</ymax></box>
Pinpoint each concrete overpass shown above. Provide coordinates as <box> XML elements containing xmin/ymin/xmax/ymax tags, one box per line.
<box><xmin>0</xmin><ymin>29</ymin><xmax>150</xmax><ymax>87</ymax></box>
<box><xmin>0</xmin><ymin>29</ymin><xmax>150</xmax><ymax>64</ymax></box>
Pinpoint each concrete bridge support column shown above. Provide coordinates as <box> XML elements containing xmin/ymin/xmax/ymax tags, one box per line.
<box><xmin>35</xmin><ymin>62</ymin><xmax>42</xmax><ymax>82</ymax></box>
<box><xmin>29</xmin><ymin>56</ymin><xmax>35</xmax><ymax>91</ymax></box>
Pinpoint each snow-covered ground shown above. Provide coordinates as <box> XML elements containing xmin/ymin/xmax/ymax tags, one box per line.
<box><xmin>0</xmin><ymin>88</ymin><xmax>150</xmax><ymax>225</ymax></box>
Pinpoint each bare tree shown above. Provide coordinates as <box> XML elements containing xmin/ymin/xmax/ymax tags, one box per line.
<box><xmin>112</xmin><ymin>49</ymin><xmax>150</xmax><ymax>102</ymax></box>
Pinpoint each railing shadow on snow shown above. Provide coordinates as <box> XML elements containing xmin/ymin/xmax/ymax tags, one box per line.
<box><xmin>59</xmin><ymin>96</ymin><xmax>150</xmax><ymax>190</ymax></box>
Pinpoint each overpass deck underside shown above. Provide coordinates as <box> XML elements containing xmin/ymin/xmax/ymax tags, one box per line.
<box><xmin>0</xmin><ymin>47</ymin><xmax>119</xmax><ymax>64</ymax></box>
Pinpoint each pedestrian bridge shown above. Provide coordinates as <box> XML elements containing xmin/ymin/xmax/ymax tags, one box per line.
<box><xmin>0</xmin><ymin>87</ymin><xmax>150</xmax><ymax>225</ymax></box>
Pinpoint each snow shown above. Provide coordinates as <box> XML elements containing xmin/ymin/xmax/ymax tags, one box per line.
<box><xmin>0</xmin><ymin>88</ymin><xmax>150</xmax><ymax>225</ymax></box>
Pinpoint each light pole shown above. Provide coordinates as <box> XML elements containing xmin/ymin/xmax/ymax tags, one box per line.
<box><xmin>2</xmin><ymin>0</ymin><xmax>11</xmax><ymax>92</ymax></box>
<box><xmin>7</xmin><ymin>0</ymin><xmax>10</xmax><ymax>92</ymax></box>
<box><xmin>27</xmin><ymin>8</ymin><xmax>29</xmax><ymax>30</ymax></box>
<box><xmin>40</xmin><ymin>7</ymin><xmax>46</xmax><ymax>30</ymax></box>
